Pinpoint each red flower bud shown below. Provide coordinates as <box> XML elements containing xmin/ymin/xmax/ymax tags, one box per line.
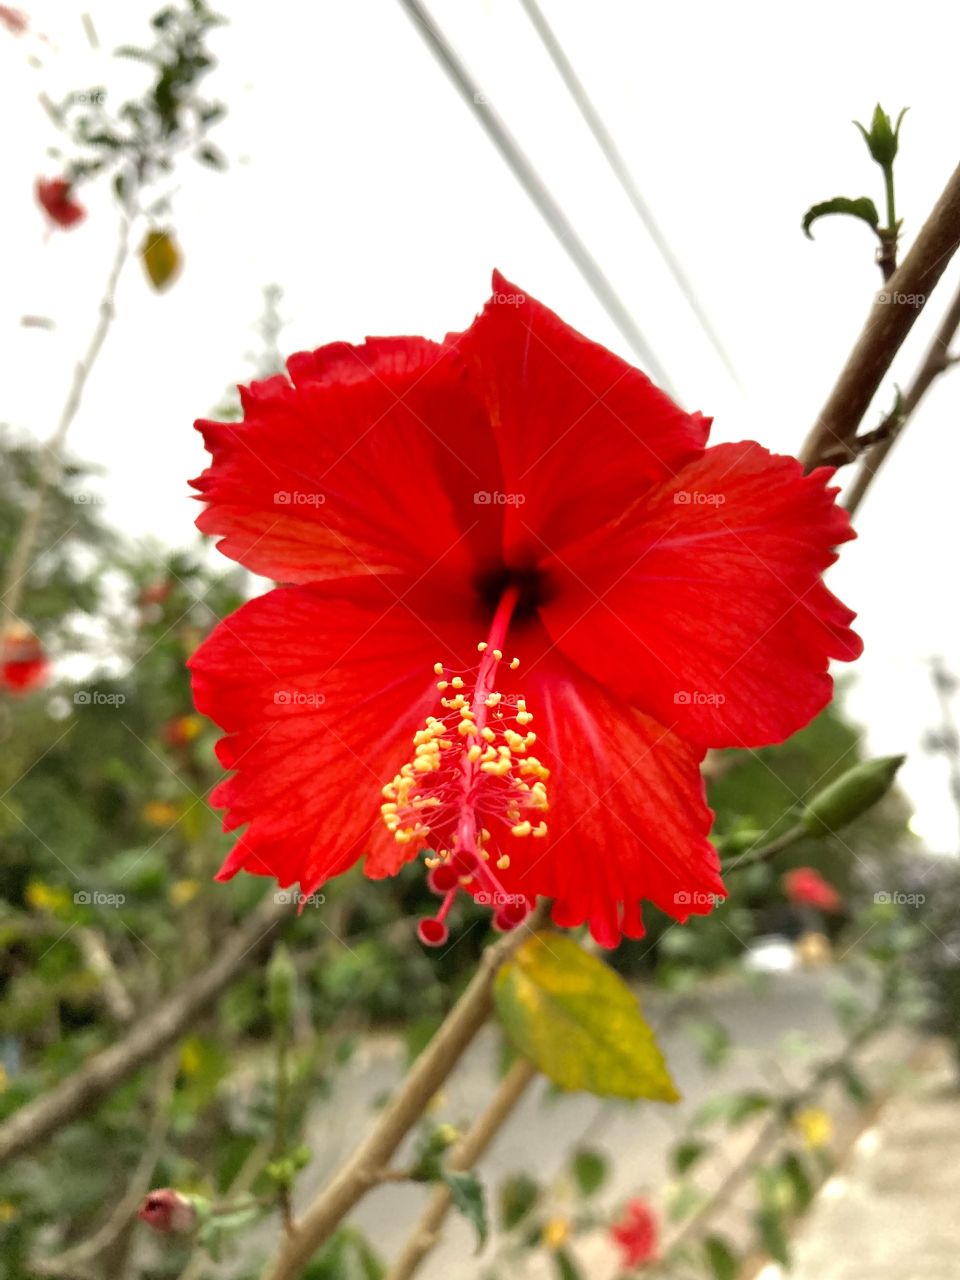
<box><xmin>1</xmin><ymin>625</ymin><xmax>50</xmax><ymax>695</ymax></box>
<box><xmin>35</xmin><ymin>178</ymin><xmax>86</xmax><ymax>229</ymax></box>
<box><xmin>137</xmin><ymin>1188</ymin><xmax>197</xmax><ymax>1234</ymax></box>
<box><xmin>610</xmin><ymin>1197</ymin><xmax>658</xmax><ymax>1268</ymax></box>
<box><xmin>783</xmin><ymin>866</ymin><xmax>842</xmax><ymax>913</ymax></box>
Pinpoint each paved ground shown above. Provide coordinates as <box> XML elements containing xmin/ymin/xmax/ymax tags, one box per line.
<box><xmin>786</xmin><ymin>1041</ymin><xmax>960</xmax><ymax>1280</ymax></box>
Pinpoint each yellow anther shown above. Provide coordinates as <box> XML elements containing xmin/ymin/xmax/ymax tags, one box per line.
<box><xmin>414</xmin><ymin>756</ymin><xmax>438</xmax><ymax>772</ymax></box>
<box><xmin>511</xmin><ymin>820</ymin><xmax>533</xmax><ymax>837</ymax></box>
<box><xmin>451</xmin><ymin>676</ymin><xmax>464</xmax><ymax>689</ymax></box>
<box><xmin>532</xmin><ymin>821</ymin><xmax>548</xmax><ymax>837</ymax></box>
<box><xmin>434</xmin><ymin>662</ymin><xmax>444</xmax><ymax>675</ymax></box>
<box><xmin>436</xmin><ymin>680</ymin><xmax>449</xmax><ymax>691</ymax></box>
<box><xmin>480</xmin><ymin>828</ymin><xmax>491</xmax><ymax>844</ymax></box>
<box><xmin>484</xmin><ymin>692</ymin><xmax>502</xmax><ymax>707</ymax></box>
<box><xmin>492</xmin><ymin>648</ymin><xmax>503</xmax><ymax>660</ymax></box>
<box><xmin>458</xmin><ymin>719</ymin><xmax>478</xmax><ymax>736</ymax></box>
<box><xmin>481</xmin><ymin>726</ymin><xmax>496</xmax><ymax>743</ymax></box>
<box><xmin>497</xmin><ymin>854</ymin><xmax>511</xmax><ymax>870</ymax></box>
<box><xmin>477</xmin><ymin>641</ymin><xmax>488</xmax><ymax>652</ymax></box>
<box><xmin>509</xmin><ymin>657</ymin><xmax>520</xmax><ymax>670</ymax></box>
<box><xmin>467</xmin><ymin>744</ymin><xmax>482</xmax><ymax>763</ymax></box>
<box><xmin>481</xmin><ymin>759</ymin><xmax>511</xmax><ymax>777</ymax></box>
<box><xmin>517</xmin><ymin>711</ymin><xmax>533</xmax><ymax>726</ymax></box>
<box><xmin>380</xmin><ymin>802</ymin><xmax>398</xmax><ymax>813</ymax></box>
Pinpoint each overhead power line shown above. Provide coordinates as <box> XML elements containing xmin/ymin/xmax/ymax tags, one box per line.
<box><xmin>396</xmin><ymin>0</ymin><xmax>676</xmax><ymax>395</ymax></box>
<box><xmin>519</xmin><ymin>0</ymin><xmax>740</xmax><ymax>386</ymax></box>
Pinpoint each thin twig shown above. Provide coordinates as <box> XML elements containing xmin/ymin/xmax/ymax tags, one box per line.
<box><xmin>843</xmin><ymin>279</ymin><xmax>960</xmax><ymax>516</ymax></box>
<box><xmin>799</xmin><ymin>160</ymin><xmax>960</xmax><ymax>470</ymax></box>
<box><xmin>385</xmin><ymin>1057</ymin><xmax>538</xmax><ymax>1280</ymax></box>
<box><xmin>263</xmin><ymin>904</ymin><xmax>552</xmax><ymax>1280</ymax></box>
<box><xmin>0</xmin><ymin>893</ymin><xmax>290</xmax><ymax>1163</ymax></box>
<box><xmin>2</xmin><ymin>216</ymin><xmax>130</xmax><ymax>624</ymax></box>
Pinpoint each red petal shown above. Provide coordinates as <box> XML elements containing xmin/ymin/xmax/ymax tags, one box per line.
<box><xmin>189</xmin><ymin>578</ymin><xmax>475</xmax><ymax>893</ymax></box>
<box><xmin>192</xmin><ymin>338</ymin><xmax>501</xmax><ymax>590</ymax></box>
<box><xmin>451</xmin><ymin>271</ymin><xmax>709</xmax><ymax>566</ymax></box>
<box><xmin>541</xmin><ymin>442</ymin><xmax>862</xmax><ymax>749</ymax></box>
<box><xmin>493</xmin><ymin>630</ymin><xmax>724</xmax><ymax>946</ymax></box>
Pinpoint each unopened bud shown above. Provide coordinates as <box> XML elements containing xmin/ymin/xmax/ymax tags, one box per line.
<box><xmin>854</xmin><ymin>104</ymin><xmax>907</xmax><ymax>169</ymax></box>
<box><xmin>137</xmin><ymin>1188</ymin><xmax>198</xmax><ymax>1234</ymax></box>
<box><xmin>801</xmin><ymin>755</ymin><xmax>905</xmax><ymax>836</ymax></box>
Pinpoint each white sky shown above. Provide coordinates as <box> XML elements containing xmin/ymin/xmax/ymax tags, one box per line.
<box><xmin>2</xmin><ymin>0</ymin><xmax>959</xmax><ymax>850</ymax></box>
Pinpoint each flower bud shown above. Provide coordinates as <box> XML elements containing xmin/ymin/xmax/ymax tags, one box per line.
<box><xmin>801</xmin><ymin>755</ymin><xmax>905</xmax><ymax>837</ymax></box>
<box><xmin>854</xmin><ymin>104</ymin><xmax>907</xmax><ymax>169</ymax></box>
<box><xmin>137</xmin><ymin>1188</ymin><xmax>198</xmax><ymax>1234</ymax></box>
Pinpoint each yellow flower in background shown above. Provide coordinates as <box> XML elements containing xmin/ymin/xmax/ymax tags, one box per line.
<box><xmin>0</xmin><ymin>1201</ymin><xmax>18</xmax><ymax>1223</ymax></box>
<box><xmin>180</xmin><ymin>1038</ymin><xmax>203</xmax><ymax>1077</ymax></box>
<box><xmin>25</xmin><ymin>881</ymin><xmax>71</xmax><ymax>915</ymax></box>
<box><xmin>542</xmin><ymin>1216</ymin><xmax>571</xmax><ymax>1250</ymax></box>
<box><xmin>169</xmin><ymin>878</ymin><xmax>201</xmax><ymax>907</ymax></box>
<box><xmin>793</xmin><ymin>1107</ymin><xmax>833</xmax><ymax>1150</ymax></box>
<box><xmin>143</xmin><ymin>800</ymin><xmax>181</xmax><ymax>827</ymax></box>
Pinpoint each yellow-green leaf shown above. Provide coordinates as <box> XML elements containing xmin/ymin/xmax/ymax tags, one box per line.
<box><xmin>494</xmin><ymin>933</ymin><xmax>679</xmax><ymax>1101</ymax></box>
<box><xmin>140</xmin><ymin>228</ymin><xmax>182</xmax><ymax>291</ymax></box>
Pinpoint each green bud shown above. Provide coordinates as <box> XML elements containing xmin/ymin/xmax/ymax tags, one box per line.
<box><xmin>715</xmin><ymin>829</ymin><xmax>767</xmax><ymax>856</ymax></box>
<box><xmin>854</xmin><ymin>105</ymin><xmax>908</xmax><ymax>169</ymax></box>
<box><xmin>801</xmin><ymin>755</ymin><xmax>905</xmax><ymax>836</ymax></box>
<box><xmin>267</xmin><ymin>942</ymin><xmax>296</xmax><ymax>1036</ymax></box>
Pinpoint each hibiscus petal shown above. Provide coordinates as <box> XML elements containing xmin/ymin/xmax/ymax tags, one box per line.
<box><xmin>451</xmin><ymin>271</ymin><xmax>709</xmax><ymax>567</ymax></box>
<box><xmin>493</xmin><ymin>631</ymin><xmax>724</xmax><ymax>947</ymax></box>
<box><xmin>192</xmin><ymin>337</ymin><xmax>502</xmax><ymax>590</ymax></box>
<box><xmin>539</xmin><ymin>441</ymin><xmax>862</xmax><ymax>749</ymax></box>
<box><xmin>189</xmin><ymin>578</ymin><xmax>475</xmax><ymax>894</ymax></box>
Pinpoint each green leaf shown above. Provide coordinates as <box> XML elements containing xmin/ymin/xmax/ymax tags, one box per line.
<box><xmin>552</xmin><ymin>1249</ymin><xmax>586</xmax><ymax>1280</ymax></box>
<box><xmin>672</xmin><ymin>1139</ymin><xmax>709</xmax><ymax>1175</ymax></box>
<box><xmin>494</xmin><ymin>933</ymin><xmax>678</xmax><ymax>1101</ymax></box>
<box><xmin>802</xmin><ymin>196</ymin><xmax>880</xmax><ymax>240</ymax></box>
<box><xmin>756</xmin><ymin>1207</ymin><xmax>790</xmax><ymax>1267</ymax></box>
<box><xmin>836</xmin><ymin>1061</ymin><xmax>872</xmax><ymax>1105</ymax></box>
<box><xmin>694</xmin><ymin>1089</ymin><xmax>771</xmax><ymax>1129</ymax></box>
<box><xmin>782</xmin><ymin>1152</ymin><xmax>814</xmax><ymax>1211</ymax></box>
<box><xmin>441</xmin><ymin>1169</ymin><xmax>488</xmax><ymax>1251</ymax></box>
<box><xmin>498</xmin><ymin>1172</ymin><xmax>540</xmax><ymax>1230</ymax></box>
<box><xmin>704</xmin><ymin>1235</ymin><xmax>739</xmax><ymax>1280</ymax></box>
<box><xmin>571</xmin><ymin>1148</ymin><xmax>607</xmax><ymax>1196</ymax></box>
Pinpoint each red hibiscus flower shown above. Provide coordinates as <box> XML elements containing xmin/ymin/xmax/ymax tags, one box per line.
<box><xmin>783</xmin><ymin>866</ymin><xmax>842</xmax><ymax>913</ymax></box>
<box><xmin>137</xmin><ymin>1188</ymin><xmax>197</xmax><ymax>1235</ymax></box>
<box><xmin>610</xmin><ymin>1197</ymin><xmax>658</xmax><ymax>1269</ymax></box>
<box><xmin>1</xmin><ymin>625</ymin><xmax>50</xmax><ymax>695</ymax></box>
<box><xmin>189</xmin><ymin>273</ymin><xmax>861</xmax><ymax>946</ymax></box>
<box><xmin>35</xmin><ymin>177</ymin><xmax>86</xmax><ymax>229</ymax></box>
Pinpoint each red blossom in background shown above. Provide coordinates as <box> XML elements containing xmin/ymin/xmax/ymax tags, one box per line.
<box><xmin>1</xmin><ymin>624</ymin><xmax>49</xmax><ymax>695</ymax></box>
<box><xmin>189</xmin><ymin>273</ymin><xmax>861</xmax><ymax>946</ymax></box>
<box><xmin>0</xmin><ymin>5</ymin><xmax>27</xmax><ymax>35</ymax></box>
<box><xmin>35</xmin><ymin>177</ymin><xmax>86</xmax><ymax>229</ymax></box>
<box><xmin>610</xmin><ymin>1197</ymin><xmax>659</xmax><ymax>1269</ymax></box>
<box><xmin>137</xmin><ymin>1188</ymin><xmax>197</xmax><ymax>1235</ymax></box>
<box><xmin>784</xmin><ymin>865</ymin><xmax>843</xmax><ymax>912</ymax></box>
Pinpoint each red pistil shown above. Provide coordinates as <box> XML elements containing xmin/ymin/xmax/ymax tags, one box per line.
<box><xmin>381</xmin><ymin>587</ymin><xmax>547</xmax><ymax>945</ymax></box>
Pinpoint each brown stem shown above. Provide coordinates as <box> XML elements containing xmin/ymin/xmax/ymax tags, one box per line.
<box><xmin>0</xmin><ymin>894</ymin><xmax>290</xmax><ymax>1164</ymax></box>
<box><xmin>385</xmin><ymin>1057</ymin><xmax>538</xmax><ymax>1280</ymax></box>
<box><xmin>1</xmin><ymin>216</ymin><xmax>130</xmax><ymax>624</ymax></box>
<box><xmin>263</xmin><ymin>906</ymin><xmax>551</xmax><ymax>1280</ymax></box>
<box><xmin>843</xmin><ymin>279</ymin><xmax>960</xmax><ymax>516</ymax></box>
<box><xmin>799</xmin><ymin>160</ymin><xmax>960</xmax><ymax>471</ymax></box>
